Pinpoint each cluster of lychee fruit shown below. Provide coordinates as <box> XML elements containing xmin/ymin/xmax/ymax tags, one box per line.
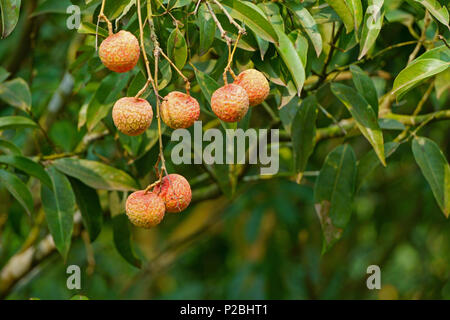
<box><xmin>98</xmin><ymin>29</ymin><xmax>270</xmax><ymax>227</ymax></box>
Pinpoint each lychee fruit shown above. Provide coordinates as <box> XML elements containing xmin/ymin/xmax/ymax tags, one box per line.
<box><xmin>126</xmin><ymin>190</ymin><xmax>166</xmax><ymax>228</ymax></box>
<box><xmin>153</xmin><ymin>174</ymin><xmax>192</xmax><ymax>213</ymax></box>
<box><xmin>112</xmin><ymin>97</ymin><xmax>153</xmax><ymax>136</ymax></box>
<box><xmin>234</xmin><ymin>69</ymin><xmax>270</xmax><ymax>106</ymax></box>
<box><xmin>99</xmin><ymin>30</ymin><xmax>140</xmax><ymax>73</ymax></box>
<box><xmin>160</xmin><ymin>91</ymin><xmax>200</xmax><ymax>129</ymax></box>
<box><xmin>211</xmin><ymin>84</ymin><xmax>249</xmax><ymax>122</ymax></box>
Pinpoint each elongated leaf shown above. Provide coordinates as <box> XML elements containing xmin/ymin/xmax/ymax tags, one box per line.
<box><xmin>53</xmin><ymin>158</ymin><xmax>139</xmax><ymax>191</ymax></box>
<box><xmin>69</xmin><ymin>177</ymin><xmax>103</xmax><ymax>241</ymax></box>
<box><xmin>167</xmin><ymin>28</ymin><xmax>187</xmax><ymax>70</ymax></box>
<box><xmin>350</xmin><ymin>65</ymin><xmax>379</xmax><ymax>115</ymax></box>
<box><xmin>0</xmin><ymin>168</ymin><xmax>33</xmax><ymax>215</ymax></box>
<box><xmin>86</xmin><ymin>72</ymin><xmax>133</xmax><ymax>131</ymax></box>
<box><xmin>0</xmin><ymin>0</ymin><xmax>21</xmax><ymax>38</ymax></box>
<box><xmin>0</xmin><ymin>155</ymin><xmax>52</xmax><ymax>187</ymax></box>
<box><xmin>32</xmin><ymin>0</ymin><xmax>71</xmax><ymax>15</ymax></box>
<box><xmin>284</xmin><ymin>2</ymin><xmax>322</xmax><ymax>57</ymax></box>
<box><xmin>0</xmin><ymin>66</ymin><xmax>10</xmax><ymax>83</ymax></box>
<box><xmin>412</xmin><ymin>137</ymin><xmax>449</xmax><ymax>217</ymax></box>
<box><xmin>77</xmin><ymin>22</ymin><xmax>109</xmax><ymax>38</ymax></box>
<box><xmin>412</xmin><ymin>45</ymin><xmax>450</xmax><ymax>63</ymax></box>
<box><xmin>104</xmin><ymin>0</ymin><xmax>131</xmax><ymax>20</ymax></box>
<box><xmin>345</xmin><ymin>0</ymin><xmax>363</xmax><ymax>36</ymax></box>
<box><xmin>325</xmin><ymin>0</ymin><xmax>355</xmax><ymax>33</ymax></box>
<box><xmin>314</xmin><ymin>144</ymin><xmax>357</xmax><ymax>252</ymax></box>
<box><xmin>392</xmin><ymin>59</ymin><xmax>449</xmax><ymax>100</ymax></box>
<box><xmin>221</xmin><ymin>0</ymin><xmax>278</xmax><ymax>43</ymax></box>
<box><xmin>331</xmin><ymin>83</ymin><xmax>385</xmax><ymax>166</ymax></box>
<box><xmin>0</xmin><ymin>139</ymin><xmax>21</xmax><ymax>155</ymax></box>
<box><xmin>356</xmin><ymin>141</ymin><xmax>400</xmax><ymax>190</ymax></box>
<box><xmin>193</xmin><ymin>67</ymin><xmax>219</xmax><ymax>106</ymax></box>
<box><xmin>0</xmin><ymin>78</ymin><xmax>31</xmax><ymax>112</ymax></box>
<box><xmin>275</xmin><ymin>29</ymin><xmax>305</xmax><ymax>96</ymax></box>
<box><xmin>292</xmin><ymin>96</ymin><xmax>318</xmax><ymax>176</ymax></box>
<box><xmin>0</xmin><ymin>116</ymin><xmax>37</xmax><ymax>131</ymax></box>
<box><xmin>41</xmin><ymin>166</ymin><xmax>76</xmax><ymax>259</ymax></box>
<box><xmin>414</xmin><ymin>0</ymin><xmax>449</xmax><ymax>29</ymax></box>
<box><xmin>112</xmin><ymin>214</ymin><xmax>142</xmax><ymax>268</ymax></box>
<box><xmin>359</xmin><ymin>0</ymin><xmax>384</xmax><ymax>60</ymax></box>
<box><xmin>198</xmin><ymin>3</ymin><xmax>216</xmax><ymax>56</ymax></box>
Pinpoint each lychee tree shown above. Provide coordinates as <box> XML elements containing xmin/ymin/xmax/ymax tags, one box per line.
<box><xmin>0</xmin><ymin>0</ymin><xmax>449</xmax><ymax>299</ymax></box>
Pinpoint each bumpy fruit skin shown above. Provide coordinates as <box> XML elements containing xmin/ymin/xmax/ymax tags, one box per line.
<box><xmin>161</xmin><ymin>91</ymin><xmax>200</xmax><ymax>129</ymax></box>
<box><xmin>126</xmin><ymin>190</ymin><xmax>165</xmax><ymax>228</ymax></box>
<box><xmin>234</xmin><ymin>69</ymin><xmax>270</xmax><ymax>106</ymax></box>
<box><xmin>154</xmin><ymin>174</ymin><xmax>192</xmax><ymax>213</ymax></box>
<box><xmin>211</xmin><ymin>84</ymin><xmax>249</xmax><ymax>122</ymax></box>
<box><xmin>99</xmin><ymin>30</ymin><xmax>140</xmax><ymax>73</ymax></box>
<box><xmin>112</xmin><ymin>97</ymin><xmax>153</xmax><ymax>136</ymax></box>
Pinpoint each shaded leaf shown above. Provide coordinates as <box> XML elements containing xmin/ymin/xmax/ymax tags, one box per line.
<box><xmin>0</xmin><ymin>168</ymin><xmax>33</xmax><ymax>215</ymax></box>
<box><xmin>331</xmin><ymin>83</ymin><xmax>385</xmax><ymax>166</ymax></box>
<box><xmin>0</xmin><ymin>116</ymin><xmax>37</xmax><ymax>131</ymax></box>
<box><xmin>0</xmin><ymin>155</ymin><xmax>52</xmax><ymax>187</ymax></box>
<box><xmin>292</xmin><ymin>96</ymin><xmax>318</xmax><ymax>176</ymax></box>
<box><xmin>53</xmin><ymin>158</ymin><xmax>139</xmax><ymax>191</ymax></box>
<box><xmin>350</xmin><ymin>65</ymin><xmax>379</xmax><ymax>114</ymax></box>
<box><xmin>0</xmin><ymin>139</ymin><xmax>21</xmax><ymax>155</ymax></box>
<box><xmin>167</xmin><ymin>28</ymin><xmax>187</xmax><ymax>70</ymax></box>
<box><xmin>0</xmin><ymin>0</ymin><xmax>21</xmax><ymax>38</ymax></box>
<box><xmin>112</xmin><ymin>214</ymin><xmax>142</xmax><ymax>268</ymax></box>
<box><xmin>0</xmin><ymin>78</ymin><xmax>31</xmax><ymax>112</ymax></box>
<box><xmin>198</xmin><ymin>3</ymin><xmax>216</xmax><ymax>56</ymax></box>
<box><xmin>77</xmin><ymin>22</ymin><xmax>109</xmax><ymax>38</ymax></box>
<box><xmin>412</xmin><ymin>137</ymin><xmax>449</xmax><ymax>217</ymax></box>
<box><xmin>69</xmin><ymin>177</ymin><xmax>103</xmax><ymax>241</ymax></box>
<box><xmin>41</xmin><ymin>166</ymin><xmax>76</xmax><ymax>259</ymax></box>
<box><xmin>314</xmin><ymin>144</ymin><xmax>357</xmax><ymax>251</ymax></box>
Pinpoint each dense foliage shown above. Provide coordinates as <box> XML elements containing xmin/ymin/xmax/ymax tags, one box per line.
<box><xmin>0</xmin><ymin>0</ymin><xmax>449</xmax><ymax>299</ymax></box>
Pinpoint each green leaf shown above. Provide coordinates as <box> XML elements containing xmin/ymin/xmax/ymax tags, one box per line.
<box><xmin>350</xmin><ymin>65</ymin><xmax>379</xmax><ymax>115</ymax></box>
<box><xmin>70</xmin><ymin>295</ymin><xmax>89</xmax><ymax>300</ymax></box>
<box><xmin>0</xmin><ymin>138</ymin><xmax>21</xmax><ymax>155</ymax></box>
<box><xmin>0</xmin><ymin>155</ymin><xmax>52</xmax><ymax>188</ymax></box>
<box><xmin>198</xmin><ymin>3</ymin><xmax>216</xmax><ymax>56</ymax></box>
<box><xmin>53</xmin><ymin>158</ymin><xmax>139</xmax><ymax>191</ymax></box>
<box><xmin>414</xmin><ymin>0</ymin><xmax>449</xmax><ymax>29</ymax></box>
<box><xmin>359</xmin><ymin>0</ymin><xmax>384</xmax><ymax>60</ymax></box>
<box><xmin>77</xmin><ymin>22</ymin><xmax>109</xmax><ymax>38</ymax></box>
<box><xmin>221</xmin><ymin>0</ymin><xmax>278</xmax><ymax>43</ymax></box>
<box><xmin>331</xmin><ymin>83</ymin><xmax>385</xmax><ymax>166</ymax></box>
<box><xmin>69</xmin><ymin>177</ymin><xmax>103</xmax><ymax>241</ymax></box>
<box><xmin>193</xmin><ymin>66</ymin><xmax>219</xmax><ymax>107</ymax></box>
<box><xmin>412</xmin><ymin>137</ymin><xmax>450</xmax><ymax>217</ymax></box>
<box><xmin>284</xmin><ymin>2</ymin><xmax>323</xmax><ymax>57</ymax></box>
<box><xmin>0</xmin><ymin>66</ymin><xmax>10</xmax><ymax>83</ymax></box>
<box><xmin>345</xmin><ymin>0</ymin><xmax>363</xmax><ymax>37</ymax></box>
<box><xmin>0</xmin><ymin>168</ymin><xmax>34</xmax><ymax>215</ymax></box>
<box><xmin>412</xmin><ymin>45</ymin><xmax>450</xmax><ymax>63</ymax></box>
<box><xmin>0</xmin><ymin>116</ymin><xmax>37</xmax><ymax>131</ymax></box>
<box><xmin>0</xmin><ymin>0</ymin><xmax>21</xmax><ymax>38</ymax></box>
<box><xmin>32</xmin><ymin>0</ymin><xmax>72</xmax><ymax>16</ymax></box>
<box><xmin>0</xmin><ymin>78</ymin><xmax>31</xmax><ymax>112</ymax></box>
<box><xmin>314</xmin><ymin>144</ymin><xmax>357</xmax><ymax>252</ymax></box>
<box><xmin>167</xmin><ymin>28</ymin><xmax>187</xmax><ymax>70</ymax></box>
<box><xmin>112</xmin><ymin>214</ymin><xmax>142</xmax><ymax>268</ymax></box>
<box><xmin>104</xmin><ymin>0</ymin><xmax>132</xmax><ymax>20</ymax></box>
<box><xmin>378</xmin><ymin>118</ymin><xmax>405</xmax><ymax>130</ymax></box>
<box><xmin>41</xmin><ymin>166</ymin><xmax>76</xmax><ymax>259</ymax></box>
<box><xmin>292</xmin><ymin>96</ymin><xmax>318</xmax><ymax>176</ymax></box>
<box><xmin>324</xmin><ymin>0</ymin><xmax>355</xmax><ymax>33</ymax></box>
<box><xmin>392</xmin><ymin>59</ymin><xmax>449</xmax><ymax>100</ymax></box>
<box><xmin>435</xmin><ymin>68</ymin><xmax>450</xmax><ymax>99</ymax></box>
<box><xmin>356</xmin><ymin>141</ymin><xmax>400</xmax><ymax>190</ymax></box>
<box><xmin>86</xmin><ymin>72</ymin><xmax>133</xmax><ymax>131</ymax></box>
<box><xmin>275</xmin><ymin>29</ymin><xmax>305</xmax><ymax>96</ymax></box>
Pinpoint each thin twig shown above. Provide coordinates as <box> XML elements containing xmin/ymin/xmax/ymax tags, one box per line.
<box><xmin>211</xmin><ymin>0</ymin><xmax>245</xmax><ymax>34</ymax></box>
<box><xmin>408</xmin><ymin>10</ymin><xmax>431</xmax><ymax>63</ymax></box>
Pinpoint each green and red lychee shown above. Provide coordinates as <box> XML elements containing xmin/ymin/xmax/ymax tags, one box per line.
<box><xmin>161</xmin><ymin>91</ymin><xmax>200</xmax><ymax>129</ymax></box>
<box><xmin>153</xmin><ymin>174</ymin><xmax>192</xmax><ymax>213</ymax></box>
<box><xmin>126</xmin><ymin>190</ymin><xmax>165</xmax><ymax>228</ymax></box>
<box><xmin>211</xmin><ymin>84</ymin><xmax>249</xmax><ymax>122</ymax></box>
<box><xmin>234</xmin><ymin>69</ymin><xmax>270</xmax><ymax>106</ymax></box>
<box><xmin>99</xmin><ymin>30</ymin><xmax>140</xmax><ymax>73</ymax></box>
<box><xmin>112</xmin><ymin>97</ymin><xmax>153</xmax><ymax>136</ymax></box>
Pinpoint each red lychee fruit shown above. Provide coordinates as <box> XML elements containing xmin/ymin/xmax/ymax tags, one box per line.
<box><xmin>126</xmin><ymin>190</ymin><xmax>165</xmax><ymax>228</ymax></box>
<box><xmin>112</xmin><ymin>97</ymin><xmax>153</xmax><ymax>136</ymax></box>
<box><xmin>234</xmin><ymin>69</ymin><xmax>270</xmax><ymax>106</ymax></box>
<box><xmin>153</xmin><ymin>174</ymin><xmax>192</xmax><ymax>213</ymax></box>
<box><xmin>211</xmin><ymin>84</ymin><xmax>249</xmax><ymax>122</ymax></box>
<box><xmin>99</xmin><ymin>30</ymin><xmax>140</xmax><ymax>73</ymax></box>
<box><xmin>160</xmin><ymin>91</ymin><xmax>200</xmax><ymax>129</ymax></box>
